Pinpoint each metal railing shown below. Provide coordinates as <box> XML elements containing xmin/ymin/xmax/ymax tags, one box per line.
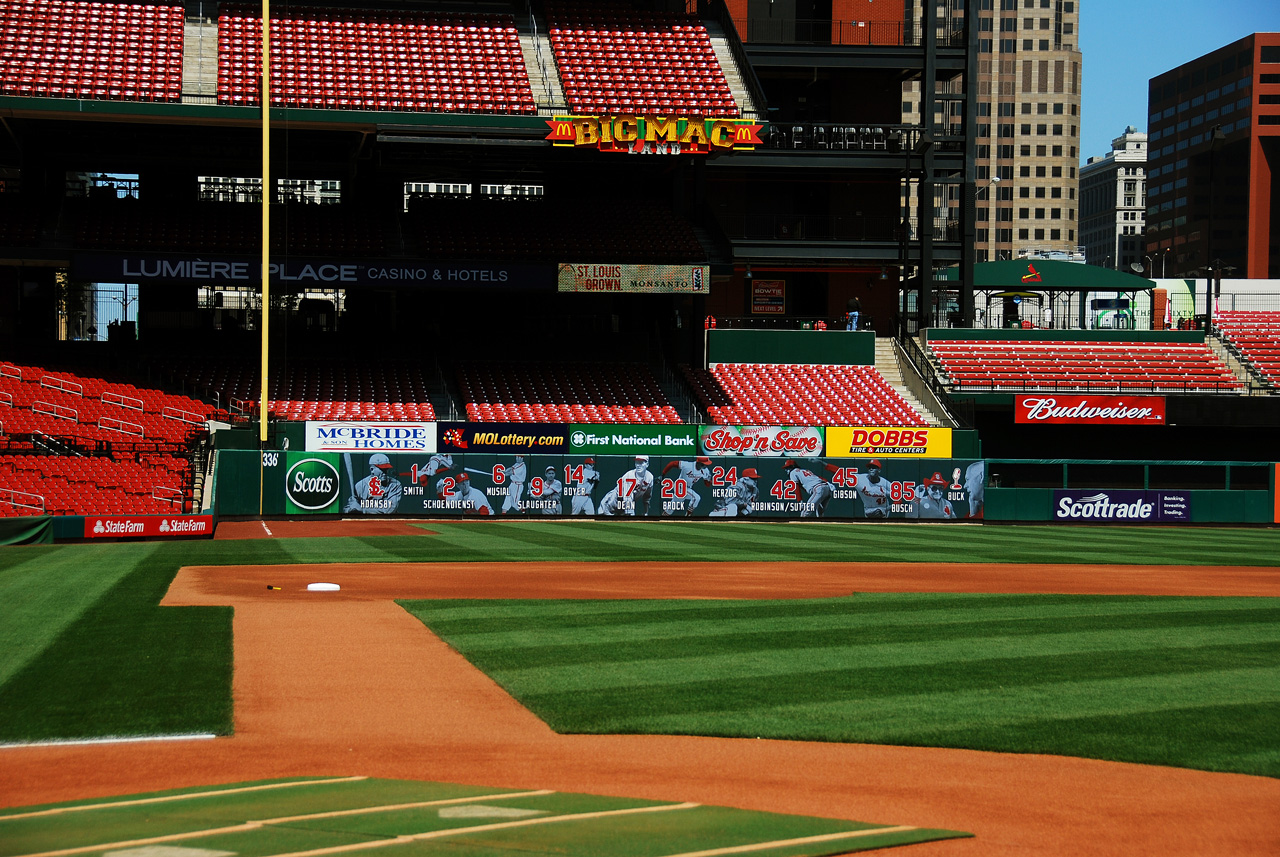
<box><xmin>730</xmin><ymin>17</ymin><xmax>966</xmax><ymax>48</ymax></box>
<box><xmin>759</xmin><ymin>122</ymin><xmax>964</xmax><ymax>153</ymax></box>
<box><xmin>716</xmin><ymin>213</ymin><xmax>959</xmax><ymax>243</ymax></box>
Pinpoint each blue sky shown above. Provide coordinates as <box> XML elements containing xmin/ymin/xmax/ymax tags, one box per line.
<box><xmin>1079</xmin><ymin>0</ymin><xmax>1280</xmax><ymax>163</ymax></box>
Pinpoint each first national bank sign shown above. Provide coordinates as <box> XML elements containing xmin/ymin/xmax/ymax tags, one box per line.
<box><xmin>546</xmin><ymin>115</ymin><xmax>763</xmax><ymax>154</ymax></box>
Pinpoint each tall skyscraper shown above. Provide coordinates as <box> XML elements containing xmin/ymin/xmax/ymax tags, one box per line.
<box><xmin>1145</xmin><ymin>33</ymin><xmax>1280</xmax><ymax>279</ymax></box>
<box><xmin>1079</xmin><ymin>126</ymin><xmax>1147</xmax><ymax>273</ymax></box>
<box><xmin>907</xmin><ymin>0</ymin><xmax>1081</xmax><ymax>262</ymax></box>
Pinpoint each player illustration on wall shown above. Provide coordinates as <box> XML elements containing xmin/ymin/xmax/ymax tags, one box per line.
<box><xmin>850</xmin><ymin>458</ymin><xmax>891</xmax><ymax>519</ymax></box>
<box><xmin>964</xmin><ymin>460</ymin><xmax>986</xmax><ymax>518</ymax></box>
<box><xmin>600</xmin><ymin>454</ymin><xmax>655</xmax><ymax>516</ymax></box>
<box><xmin>661</xmin><ymin>456</ymin><xmax>712</xmax><ymax>516</ymax></box>
<box><xmin>530</xmin><ymin>465</ymin><xmax>563</xmax><ymax>514</ymax></box>
<box><xmin>343</xmin><ymin>452</ymin><xmax>403</xmax><ymax>515</ymax></box>
<box><xmin>448</xmin><ymin>472</ymin><xmax>493</xmax><ymax>515</ymax></box>
<box><xmin>709</xmin><ymin>466</ymin><xmax>759</xmax><ymax>517</ymax></box>
<box><xmin>568</xmin><ymin>457</ymin><xmax>601</xmax><ymax>515</ymax></box>
<box><xmin>781</xmin><ymin>458</ymin><xmax>834</xmax><ymax>518</ymax></box>
<box><xmin>917</xmin><ymin>471</ymin><xmax>957</xmax><ymax>519</ymax></box>
<box><xmin>501</xmin><ymin>455</ymin><xmax>527</xmax><ymax>514</ymax></box>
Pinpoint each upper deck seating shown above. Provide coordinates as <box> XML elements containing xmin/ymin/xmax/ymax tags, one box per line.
<box><xmin>217</xmin><ymin>4</ymin><xmax>535</xmax><ymax>114</ymax></box>
<box><xmin>546</xmin><ymin>0</ymin><xmax>737</xmax><ymax>117</ymax></box>
<box><xmin>0</xmin><ymin>0</ymin><xmax>183</xmax><ymax>102</ymax></box>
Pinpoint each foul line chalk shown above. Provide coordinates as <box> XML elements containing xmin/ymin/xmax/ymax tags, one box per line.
<box><xmin>0</xmin><ymin>733</ymin><xmax>217</xmax><ymax>752</ymax></box>
<box><xmin>0</xmin><ymin>777</ymin><xmax>367</xmax><ymax>821</ymax></box>
<box><xmin>5</xmin><ymin>789</ymin><xmax>556</xmax><ymax>856</ymax></box>
<box><xmin>654</xmin><ymin>825</ymin><xmax>919</xmax><ymax>857</ymax></box>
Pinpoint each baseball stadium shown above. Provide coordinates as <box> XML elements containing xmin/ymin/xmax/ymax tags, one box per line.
<box><xmin>1</xmin><ymin>1</ymin><xmax>1278</xmax><ymax>855</ymax></box>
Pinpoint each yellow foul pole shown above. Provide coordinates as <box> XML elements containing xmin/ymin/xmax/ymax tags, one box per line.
<box><xmin>258</xmin><ymin>0</ymin><xmax>271</xmax><ymax>445</ymax></box>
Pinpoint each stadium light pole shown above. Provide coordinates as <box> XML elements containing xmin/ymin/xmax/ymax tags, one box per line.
<box><xmin>259</xmin><ymin>0</ymin><xmax>271</xmax><ymax>448</ymax></box>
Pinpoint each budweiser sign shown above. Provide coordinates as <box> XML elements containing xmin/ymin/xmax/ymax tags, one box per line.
<box><xmin>1015</xmin><ymin>395</ymin><xmax>1166</xmax><ymax>425</ymax></box>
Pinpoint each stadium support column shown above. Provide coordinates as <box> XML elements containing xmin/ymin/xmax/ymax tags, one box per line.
<box><xmin>959</xmin><ymin>0</ymin><xmax>978</xmax><ymax>327</ymax></box>
<box><xmin>916</xmin><ymin>0</ymin><xmax>937</xmax><ymax>334</ymax></box>
<box><xmin>258</xmin><ymin>0</ymin><xmax>271</xmax><ymax>450</ymax></box>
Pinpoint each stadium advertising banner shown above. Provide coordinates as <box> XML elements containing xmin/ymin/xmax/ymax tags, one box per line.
<box><xmin>569</xmin><ymin>424</ymin><xmax>698</xmax><ymax>456</ymax></box>
<box><xmin>545</xmin><ymin>115</ymin><xmax>763</xmax><ymax>153</ymax></box>
<box><xmin>1054</xmin><ymin>489</ymin><xmax>1191</xmax><ymax>523</ymax></box>
<box><xmin>319</xmin><ymin>451</ymin><xmax>986</xmax><ymax>520</ymax></box>
<box><xmin>826</xmin><ymin>426</ymin><xmax>953</xmax><ymax>458</ymax></box>
<box><xmin>699</xmin><ymin>425</ymin><xmax>825</xmax><ymax>457</ymax></box>
<box><xmin>83</xmin><ymin>515</ymin><xmax>215</xmax><ymax>538</ymax></box>
<box><xmin>305</xmin><ymin>421</ymin><xmax>436</xmax><ymax>453</ymax></box>
<box><xmin>284</xmin><ymin>452</ymin><xmax>341</xmax><ymax>515</ymax></box>
<box><xmin>437</xmin><ymin>421</ymin><xmax>569</xmax><ymax>454</ymax></box>
<box><xmin>751</xmin><ymin>280</ymin><xmax>786</xmax><ymax>314</ymax></box>
<box><xmin>1015</xmin><ymin>395</ymin><xmax>1166</xmax><ymax>425</ymax></box>
<box><xmin>557</xmin><ymin>263</ymin><xmax>709</xmax><ymax>294</ymax></box>
<box><xmin>71</xmin><ymin>253</ymin><xmax>554</xmax><ymax>290</ymax></box>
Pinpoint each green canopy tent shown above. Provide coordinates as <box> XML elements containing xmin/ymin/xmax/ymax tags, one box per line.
<box><xmin>940</xmin><ymin>259</ymin><xmax>1154</xmax><ymax>329</ymax></box>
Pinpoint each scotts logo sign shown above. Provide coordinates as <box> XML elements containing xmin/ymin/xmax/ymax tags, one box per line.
<box><xmin>545</xmin><ymin>116</ymin><xmax>763</xmax><ymax>154</ymax></box>
<box><xmin>285</xmin><ymin>457</ymin><xmax>341</xmax><ymax>511</ymax></box>
<box><xmin>1016</xmin><ymin>395</ymin><xmax>1166</xmax><ymax>425</ymax></box>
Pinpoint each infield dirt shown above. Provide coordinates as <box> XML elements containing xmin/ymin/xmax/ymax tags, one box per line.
<box><xmin>2</xmin><ymin>560</ymin><xmax>1277</xmax><ymax>857</ymax></box>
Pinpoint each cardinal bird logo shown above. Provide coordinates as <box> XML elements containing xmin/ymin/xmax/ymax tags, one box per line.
<box><xmin>1022</xmin><ymin>263</ymin><xmax>1042</xmax><ymax>282</ymax></box>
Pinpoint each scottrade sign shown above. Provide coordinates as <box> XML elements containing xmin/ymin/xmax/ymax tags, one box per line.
<box><xmin>1016</xmin><ymin>395</ymin><xmax>1166</xmax><ymax>425</ymax></box>
<box><xmin>1053</xmin><ymin>490</ymin><xmax>1191</xmax><ymax>522</ymax></box>
<box><xmin>569</xmin><ymin>424</ymin><xmax>697</xmax><ymax>456</ymax></box>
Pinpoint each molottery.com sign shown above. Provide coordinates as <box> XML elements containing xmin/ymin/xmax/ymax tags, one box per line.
<box><xmin>84</xmin><ymin>515</ymin><xmax>214</xmax><ymax>538</ymax></box>
<box><xmin>826</xmin><ymin>427</ymin><xmax>953</xmax><ymax>458</ymax></box>
<box><xmin>1016</xmin><ymin>395</ymin><xmax>1166</xmax><ymax>425</ymax></box>
<box><xmin>438</xmin><ymin>422</ymin><xmax>569</xmax><ymax>454</ymax></box>
<box><xmin>570</xmin><ymin>424</ymin><xmax>697</xmax><ymax>456</ymax></box>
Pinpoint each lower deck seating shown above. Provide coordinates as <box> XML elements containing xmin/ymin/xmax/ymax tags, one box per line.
<box><xmin>928</xmin><ymin>340</ymin><xmax>1244</xmax><ymax>392</ymax></box>
<box><xmin>0</xmin><ymin>453</ymin><xmax>190</xmax><ymax>517</ymax></box>
<box><xmin>457</xmin><ymin>362</ymin><xmax>680</xmax><ymax>424</ymax></box>
<box><xmin>1213</xmin><ymin>311</ymin><xmax>1280</xmax><ymax>386</ymax></box>
<box><xmin>692</xmin><ymin>363</ymin><xmax>928</xmax><ymax>426</ymax></box>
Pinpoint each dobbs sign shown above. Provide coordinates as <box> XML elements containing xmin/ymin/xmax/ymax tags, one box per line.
<box><xmin>285</xmin><ymin>454</ymin><xmax>341</xmax><ymax>514</ymax></box>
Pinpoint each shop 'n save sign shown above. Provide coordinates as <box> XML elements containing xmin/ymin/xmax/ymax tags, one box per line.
<box><xmin>1015</xmin><ymin>395</ymin><xmax>1165</xmax><ymax>425</ymax></box>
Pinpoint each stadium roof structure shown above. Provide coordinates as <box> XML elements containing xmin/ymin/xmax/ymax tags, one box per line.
<box><xmin>941</xmin><ymin>259</ymin><xmax>1154</xmax><ymax>293</ymax></box>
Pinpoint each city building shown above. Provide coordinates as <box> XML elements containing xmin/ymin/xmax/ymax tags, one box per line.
<box><xmin>1079</xmin><ymin>126</ymin><xmax>1147</xmax><ymax>273</ymax></box>
<box><xmin>906</xmin><ymin>0</ymin><xmax>1081</xmax><ymax>263</ymax></box>
<box><xmin>1146</xmin><ymin>32</ymin><xmax>1280</xmax><ymax>280</ymax></box>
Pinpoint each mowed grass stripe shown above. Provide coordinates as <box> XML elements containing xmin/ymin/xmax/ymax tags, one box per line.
<box><xmin>407</xmin><ymin>594</ymin><xmax>1280</xmax><ymax>776</ymax></box>
<box><xmin>631</xmin><ymin>667</ymin><xmax>1280</xmax><ymax>739</ymax></box>
<box><xmin>512</xmin><ymin>641</ymin><xmax>1280</xmax><ymax>722</ymax></box>
<box><xmin>412</xmin><ymin>598</ymin><xmax>1280</xmax><ymax>662</ymax></box>
<box><xmin>485</xmin><ymin>627</ymin><xmax>1280</xmax><ymax>695</ymax></box>
<box><xmin>407</xmin><ymin>592</ymin><xmax>1256</xmax><ymax>636</ymax></box>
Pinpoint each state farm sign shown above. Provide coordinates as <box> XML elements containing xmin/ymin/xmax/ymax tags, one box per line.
<box><xmin>1015</xmin><ymin>395</ymin><xmax>1165</xmax><ymax>425</ymax></box>
<box><xmin>84</xmin><ymin>515</ymin><xmax>214</xmax><ymax>539</ymax></box>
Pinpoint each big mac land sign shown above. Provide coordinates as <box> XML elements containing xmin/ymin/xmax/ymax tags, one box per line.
<box><xmin>546</xmin><ymin>115</ymin><xmax>763</xmax><ymax>154</ymax></box>
<box><xmin>1015</xmin><ymin>395</ymin><xmax>1166</xmax><ymax>425</ymax></box>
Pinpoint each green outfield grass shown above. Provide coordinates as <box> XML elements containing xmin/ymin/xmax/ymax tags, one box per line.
<box><xmin>0</xmin><ymin>776</ymin><xmax>969</xmax><ymax>856</ymax></box>
<box><xmin>1</xmin><ymin>521</ymin><xmax>1278</xmax><ymax>773</ymax></box>
<box><xmin>401</xmin><ymin>594</ymin><xmax>1280</xmax><ymax>777</ymax></box>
